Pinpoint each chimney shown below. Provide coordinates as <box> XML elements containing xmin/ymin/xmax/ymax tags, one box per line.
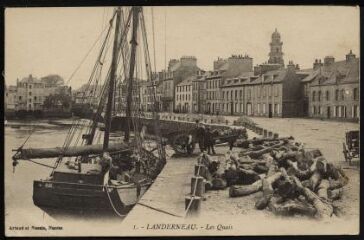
<box><xmin>254</xmin><ymin>65</ymin><xmax>261</xmax><ymax>76</ymax></box>
<box><xmin>324</xmin><ymin>56</ymin><xmax>335</xmax><ymax>66</ymax></box>
<box><xmin>313</xmin><ymin>59</ymin><xmax>323</xmax><ymax>70</ymax></box>
<box><xmin>287</xmin><ymin>60</ymin><xmax>296</xmax><ymax>71</ymax></box>
<box><xmin>346</xmin><ymin>50</ymin><xmax>356</xmax><ymax>63</ymax></box>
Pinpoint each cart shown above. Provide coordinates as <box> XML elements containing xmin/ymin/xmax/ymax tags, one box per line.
<box><xmin>342</xmin><ymin>130</ymin><xmax>360</xmax><ymax>165</ymax></box>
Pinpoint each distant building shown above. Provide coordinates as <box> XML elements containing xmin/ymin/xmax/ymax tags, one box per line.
<box><xmin>73</xmin><ymin>84</ymin><xmax>103</xmax><ymax>108</ymax></box>
<box><xmin>175</xmin><ymin>76</ymin><xmax>193</xmax><ymax>113</ymax></box>
<box><xmin>116</xmin><ymin>79</ymin><xmax>147</xmax><ymax>113</ymax></box>
<box><xmin>302</xmin><ymin>51</ymin><xmax>359</xmax><ymax>121</ymax></box>
<box><xmin>206</xmin><ymin>54</ymin><xmax>253</xmax><ymax>114</ymax></box>
<box><xmin>219</xmin><ymin>60</ymin><xmax>302</xmax><ymax>118</ymax></box>
<box><xmin>192</xmin><ymin>70</ymin><xmax>207</xmax><ymax>113</ymax></box>
<box><xmin>160</xmin><ymin>56</ymin><xmax>201</xmax><ymax>112</ymax></box>
<box><xmin>5</xmin><ymin>85</ymin><xmax>17</xmax><ymax>111</ymax></box>
<box><xmin>244</xmin><ymin>61</ymin><xmax>302</xmax><ymax>117</ymax></box>
<box><xmin>16</xmin><ymin>75</ymin><xmax>46</xmax><ymax>111</ymax></box>
<box><xmin>220</xmin><ymin>72</ymin><xmax>255</xmax><ymax>115</ymax></box>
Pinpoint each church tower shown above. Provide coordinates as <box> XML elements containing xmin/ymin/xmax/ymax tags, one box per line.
<box><xmin>268</xmin><ymin>28</ymin><xmax>284</xmax><ymax>66</ymax></box>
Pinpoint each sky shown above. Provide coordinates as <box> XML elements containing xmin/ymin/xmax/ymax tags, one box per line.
<box><xmin>5</xmin><ymin>6</ymin><xmax>360</xmax><ymax>89</ymax></box>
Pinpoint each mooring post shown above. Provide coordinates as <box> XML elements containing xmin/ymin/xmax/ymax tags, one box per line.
<box><xmin>185</xmin><ymin>196</ymin><xmax>201</xmax><ymax>217</ymax></box>
<box><xmin>191</xmin><ymin>176</ymin><xmax>205</xmax><ymax>197</ymax></box>
<box><xmin>194</xmin><ymin>164</ymin><xmax>208</xmax><ymax>179</ymax></box>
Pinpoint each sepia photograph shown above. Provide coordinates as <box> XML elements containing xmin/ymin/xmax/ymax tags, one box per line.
<box><xmin>4</xmin><ymin>5</ymin><xmax>360</xmax><ymax>237</ymax></box>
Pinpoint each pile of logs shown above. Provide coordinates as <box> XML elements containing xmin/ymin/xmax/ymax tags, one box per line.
<box><xmin>197</xmin><ymin>137</ymin><xmax>349</xmax><ymax>219</ymax></box>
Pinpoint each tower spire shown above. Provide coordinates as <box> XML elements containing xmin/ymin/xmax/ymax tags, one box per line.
<box><xmin>268</xmin><ymin>29</ymin><xmax>284</xmax><ymax>66</ymax></box>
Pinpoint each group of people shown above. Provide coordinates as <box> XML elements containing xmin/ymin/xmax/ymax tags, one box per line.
<box><xmin>195</xmin><ymin>120</ymin><xmax>216</xmax><ymax>155</ymax></box>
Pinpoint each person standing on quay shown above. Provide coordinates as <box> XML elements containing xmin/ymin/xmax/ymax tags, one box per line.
<box><xmin>205</xmin><ymin>126</ymin><xmax>216</xmax><ymax>155</ymax></box>
<box><xmin>195</xmin><ymin>120</ymin><xmax>205</xmax><ymax>152</ymax></box>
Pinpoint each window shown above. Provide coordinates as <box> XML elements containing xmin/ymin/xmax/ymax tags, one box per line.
<box><xmin>326</xmin><ymin>91</ymin><xmax>330</xmax><ymax>101</ymax></box>
<box><xmin>222</xmin><ymin>91</ymin><xmax>225</xmax><ymax>99</ymax></box>
<box><xmin>230</xmin><ymin>91</ymin><xmax>233</xmax><ymax>100</ymax></box>
<box><xmin>274</xmin><ymin>104</ymin><xmax>278</xmax><ymax>114</ymax></box>
<box><xmin>257</xmin><ymin>103</ymin><xmax>260</xmax><ymax>114</ymax></box>
<box><xmin>19</xmin><ymin>96</ymin><xmax>22</xmax><ymax>100</ymax></box>
<box><xmin>353</xmin><ymin>88</ymin><xmax>358</xmax><ymax>100</ymax></box>
<box><xmin>312</xmin><ymin>91</ymin><xmax>316</xmax><ymax>102</ymax></box>
<box><xmin>275</xmin><ymin>85</ymin><xmax>279</xmax><ymax>97</ymax></box>
<box><xmin>248</xmin><ymin>89</ymin><xmax>251</xmax><ymax>99</ymax></box>
<box><xmin>335</xmin><ymin>89</ymin><xmax>339</xmax><ymax>101</ymax></box>
<box><xmin>277</xmin><ymin>104</ymin><xmax>280</xmax><ymax>114</ymax></box>
<box><xmin>342</xmin><ymin>106</ymin><xmax>346</xmax><ymax>118</ymax></box>
<box><xmin>239</xmin><ymin>90</ymin><xmax>242</xmax><ymax>99</ymax></box>
<box><xmin>341</xmin><ymin>89</ymin><xmax>345</xmax><ymax>100</ymax></box>
<box><xmin>263</xmin><ymin>104</ymin><xmax>266</xmax><ymax>114</ymax></box>
<box><xmin>235</xmin><ymin>90</ymin><xmax>238</xmax><ymax>100</ymax></box>
<box><xmin>29</xmin><ymin>98</ymin><xmax>32</xmax><ymax>103</ymax></box>
<box><xmin>29</xmin><ymin>85</ymin><xmax>32</xmax><ymax>89</ymax></box>
<box><xmin>34</xmin><ymin>96</ymin><xmax>37</xmax><ymax>100</ymax></box>
<box><xmin>318</xmin><ymin>91</ymin><xmax>321</xmax><ymax>102</ymax></box>
<box><xmin>353</xmin><ymin>105</ymin><xmax>358</xmax><ymax>118</ymax></box>
<box><xmin>313</xmin><ymin>106</ymin><xmax>317</xmax><ymax>115</ymax></box>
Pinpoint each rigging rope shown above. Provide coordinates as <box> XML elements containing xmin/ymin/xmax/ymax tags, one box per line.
<box><xmin>103</xmin><ymin>184</ymin><xmax>127</xmax><ymax>218</ymax></box>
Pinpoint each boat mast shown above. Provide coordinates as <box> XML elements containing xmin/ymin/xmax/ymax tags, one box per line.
<box><xmin>124</xmin><ymin>6</ymin><xmax>141</xmax><ymax>142</ymax></box>
<box><xmin>103</xmin><ymin>7</ymin><xmax>122</xmax><ymax>150</ymax></box>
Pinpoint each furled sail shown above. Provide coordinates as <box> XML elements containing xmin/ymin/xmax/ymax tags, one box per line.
<box><xmin>13</xmin><ymin>142</ymin><xmax>131</xmax><ymax>160</ymax></box>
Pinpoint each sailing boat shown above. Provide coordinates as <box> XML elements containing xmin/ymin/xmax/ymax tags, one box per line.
<box><xmin>12</xmin><ymin>6</ymin><xmax>166</xmax><ymax>216</ymax></box>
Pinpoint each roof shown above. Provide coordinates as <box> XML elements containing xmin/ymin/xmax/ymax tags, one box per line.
<box><xmin>221</xmin><ymin>71</ymin><xmax>257</xmax><ymax>88</ymax></box>
<box><xmin>20</xmin><ymin>75</ymin><xmax>42</xmax><ymax>84</ymax></box>
<box><xmin>6</xmin><ymin>86</ymin><xmax>17</xmax><ymax>92</ymax></box>
<box><xmin>169</xmin><ymin>62</ymin><xmax>181</xmax><ymax>72</ymax></box>
<box><xmin>304</xmin><ymin>58</ymin><xmax>359</xmax><ymax>86</ymax></box>
<box><xmin>177</xmin><ymin>75</ymin><xmax>194</xmax><ymax>86</ymax></box>
<box><xmin>250</xmin><ymin>69</ymin><xmax>288</xmax><ymax>85</ymax></box>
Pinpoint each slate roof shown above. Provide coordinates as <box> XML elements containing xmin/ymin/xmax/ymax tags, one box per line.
<box><xmin>303</xmin><ymin>58</ymin><xmax>359</xmax><ymax>86</ymax></box>
<box><xmin>177</xmin><ymin>75</ymin><xmax>194</xmax><ymax>86</ymax></box>
<box><xmin>246</xmin><ymin>69</ymin><xmax>288</xmax><ymax>85</ymax></box>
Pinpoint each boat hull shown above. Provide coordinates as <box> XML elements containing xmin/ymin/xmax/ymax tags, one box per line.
<box><xmin>33</xmin><ymin>179</ymin><xmax>151</xmax><ymax>216</ymax></box>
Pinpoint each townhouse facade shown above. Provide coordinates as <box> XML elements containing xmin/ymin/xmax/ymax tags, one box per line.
<box><xmin>303</xmin><ymin>51</ymin><xmax>359</xmax><ymax>121</ymax></box>
<box><xmin>175</xmin><ymin>76</ymin><xmax>193</xmax><ymax>113</ymax></box>
<box><xmin>192</xmin><ymin>71</ymin><xmax>207</xmax><ymax>113</ymax></box>
<box><xmin>160</xmin><ymin>56</ymin><xmax>201</xmax><ymax>112</ymax></box>
<box><xmin>5</xmin><ymin>85</ymin><xmax>17</xmax><ymax>111</ymax></box>
<box><xmin>205</xmin><ymin>54</ymin><xmax>254</xmax><ymax>114</ymax></box>
<box><xmin>15</xmin><ymin>75</ymin><xmax>49</xmax><ymax>111</ymax></box>
<box><xmin>219</xmin><ymin>61</ymin><xmax>302</xmax><ymax>118</ymax></box>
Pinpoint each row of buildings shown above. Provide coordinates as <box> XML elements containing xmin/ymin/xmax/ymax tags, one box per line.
<box><xmin>5</xmin><ymin>74</ymin><xmax>72</xmax><ymax>112</ymax></box>
<box><xmin>6</xmin><ymin>29</ymin><xmax>359</xmax><ymax>122</ymax></box>
<box><xmin>130</xmin><ymin>29</ymin><xmax>359</xmax><ymax>122</ymax></box>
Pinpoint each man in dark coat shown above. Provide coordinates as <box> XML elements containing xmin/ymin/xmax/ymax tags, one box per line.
<box><xmin>205</xmin><ymin>127</ymin><xmax>216</xmax><ymax>155</ymax></box>
<box><xmin>195</xmin><ymin>120</ymin><xmax>205</xmax><ymax>152</ymax></box>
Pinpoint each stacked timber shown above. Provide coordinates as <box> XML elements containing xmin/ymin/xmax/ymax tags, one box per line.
<box><xmin>196</xmin><ymin>137</ymin><xmax>349</xmax><ymax>219</ymax></box>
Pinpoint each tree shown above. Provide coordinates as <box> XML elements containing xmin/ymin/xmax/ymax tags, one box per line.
<box><xmin>43</xmin><ymin>93</ymin><xmax>72</xmax><ymax>111</ymax></box>
<box><xmin>41</xmin><ymin>74</ymin><xmax>64</xmax><ymax>87</ymax></box>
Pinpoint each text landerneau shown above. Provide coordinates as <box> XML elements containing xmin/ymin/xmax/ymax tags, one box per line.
<box><xmin>146</xmin><ymin>223</ymin><xmax>198</xmax><ymax>230</ymax></box>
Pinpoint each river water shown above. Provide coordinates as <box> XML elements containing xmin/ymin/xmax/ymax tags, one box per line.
<box><xmin>5</xmin><ymin>119</ymin><xmax>129</xmax><ymax>236</ymax></box>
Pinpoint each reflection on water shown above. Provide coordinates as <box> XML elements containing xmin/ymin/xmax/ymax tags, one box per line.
<box><xmin>5</xmin><ymin>119</ymin><xmax>126</xmax><ymax>236</ymax></box>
